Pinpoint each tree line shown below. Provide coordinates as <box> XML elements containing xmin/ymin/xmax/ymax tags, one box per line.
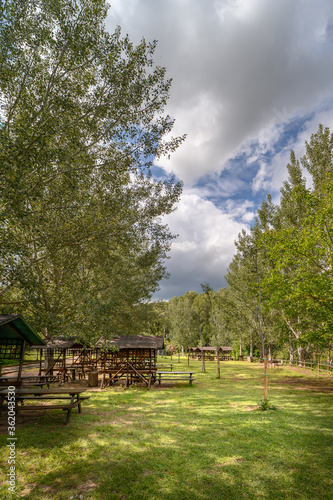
<box><xmin>148</xmin><ymin>125</ymin><xmax>333</xmax><ymax>366</ymax></box>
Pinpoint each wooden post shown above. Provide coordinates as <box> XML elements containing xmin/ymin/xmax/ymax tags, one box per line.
<box><xmin>63</xmin><ymin>349</ymin><xmax>66</xmax><ymax>383</ymax></box>
<box><xmin>264</xmin><ymin>357</ymin><xmax>268</xmax><ymax>401</ymax></box>
<box><xmin>17</xmin><ymin>340</ymin><xmax>26</xmax><ymax>384</ymax></box>
<box><xmin>39</xmin><ymin>349</ymin><xmax>42</xmax><ymax>375</ymax></box>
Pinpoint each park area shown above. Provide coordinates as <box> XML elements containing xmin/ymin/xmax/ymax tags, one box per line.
<box><xmin>0</xmin><ymin>359</ymin><xmax>332</xmax><ymax>499</ymax></box>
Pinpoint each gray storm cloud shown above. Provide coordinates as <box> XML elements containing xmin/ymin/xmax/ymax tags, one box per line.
<box><xmin>107</xmin><ymin>0</ymin><xmax>333</xmax><ymax>298</ymax></box>
<box><xmin>108</xmin><ymin>0</ymin><xmax>333</xmax><ymax>183</ymax></box>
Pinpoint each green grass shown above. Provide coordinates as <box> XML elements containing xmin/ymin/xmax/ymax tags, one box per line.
<box><xmin>1</xmin><ymin>359</ymin><xmax>332</xmax><ymax>499</ymax></box>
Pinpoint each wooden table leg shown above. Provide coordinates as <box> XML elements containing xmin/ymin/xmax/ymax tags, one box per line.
<box><xmin>65</xmin><ymin>395</ymin><xmax>75</xmax><ymax>425</ymax></box>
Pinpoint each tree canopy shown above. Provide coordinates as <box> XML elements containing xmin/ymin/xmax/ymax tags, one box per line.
<box><xmin>0</xmin><ymin>0</ymin><xmax>185</xmax><ymax>341</ymax></box>
<box><xmin>158</xmin><ymin>125</ymin><xmax>333</xmax><ymax>366</ymax></box>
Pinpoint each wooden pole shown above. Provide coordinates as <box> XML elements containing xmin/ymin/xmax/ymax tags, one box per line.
<box><xmin>264</xmin><ymin>357</ymin><xmax>268</xmax><ymax>401</ymax></box>
<box><xmin>17</xmin><ymin>340</ymin><xmax>26</xmax><ymax>384</ymax></box>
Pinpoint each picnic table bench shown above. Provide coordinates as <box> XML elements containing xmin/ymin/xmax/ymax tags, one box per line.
<box><xmin>268</xmin><ymin>359</ymin><xmax>282</xmax><ymax>368</ymax></box>
<box><xmin>0</xmin><ymin>387</ymin><xmax>90</xmax><ymax>425</ymax></box>
<box><xmin>39</xmin><ymin>366</ymin><xmax>85</xmax><ymax>383</ymax></box>
<box><xmin>0</xmin><ymin>374</ymin><xmax>58</xmax><ymax>388</ymax></box>
<box><xmin>156</xmin><ymin>371</ymin><xmax>195</xmax><ymax>386</ymax></box>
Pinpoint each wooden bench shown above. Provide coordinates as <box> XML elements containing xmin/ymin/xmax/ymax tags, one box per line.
<box><xmin>268</xmin><ymin>359</ymin><xmax>282</xmax><ymax>368</ymax></box>
<box><xmin>0</xmin><ymin>388</ymin><xmax>90</xmax><ymax>425</ymax></box>
<box><xmin>156</xmin><ymin>371</ymin><xmax>195</xmax><ymax>386</ymax></box>
<box><xmin>0</xmin><ymin>375</ymin><xmax>59</xmax><ymax>388</ymax></box>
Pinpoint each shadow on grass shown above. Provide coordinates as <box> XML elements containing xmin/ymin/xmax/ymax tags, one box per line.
<box><xmin>0</xmin><ymin>360</ymin><xmax>332</xmax><ymax>499</ymax></box>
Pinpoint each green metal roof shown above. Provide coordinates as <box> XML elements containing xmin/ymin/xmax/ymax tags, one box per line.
<box><xmin>0</xmin><ymin>315</ymin><xmax>45</xmax><ymax>346</ymax></box>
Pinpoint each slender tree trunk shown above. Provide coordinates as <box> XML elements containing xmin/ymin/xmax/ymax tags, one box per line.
<box><xmin>289</xmin><ymin>335</ymin><xmax>294</xmax><ymax>365</ymax></box>
<box><xmin>297</xmin><ymin>345</ymin><xmax>305</xmax><ymax>366</ymax></box>
<box><xmin>162</xmin><ymin>326</ymin><xmax>166</xmax><ymax>357</ymax></box>
<box><xmin>199</xmin><ymin>324</ymin><xmax>206</xmax><ymax>373</ymax></box>
<box><xmin>239</xmin><ymin>337</ymin><xmax>242</xmax><ymax>357</ymax></box>
<box><xmin>254</xmin><ymin>253</ymin><xmax>267</xmax><ymax>401</ymax></box>
<box><xmin>328</xmin><ymin>344</ymin><xmax>331</xmax><ymax>371</ymax></box>
<box><xmin>250</xmin><ymin>337</ymin><xmax>253</xmax><ymax>357</ymax></box>
<box><xmin>268</xmin><ymin>344</ymin><xmax>272</xmax><ymax>362</ymax></box>
<box><xmin>216</xmin><ymin>344</ymin><xmax>220</xmax><ymax>378</ymax></box>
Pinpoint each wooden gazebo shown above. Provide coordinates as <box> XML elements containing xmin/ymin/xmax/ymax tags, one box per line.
<box><xmin>188</xmin><ymin>346</ymin><xmax>233</xmax><ymax>361</ymax></box>
<box><xmin>33</xmin><ymin>338</ymin><xmax>87</xmax><ymax>382</ymax></box>
<box><xmin>99</xmin><ymin>335</ymin><xmax>164</xmax><ymax>389</ymax></box>
<box><xmin>0</xmin><ymin>314</ymin><xmax>45</xmax><ymax>385</ymax></box>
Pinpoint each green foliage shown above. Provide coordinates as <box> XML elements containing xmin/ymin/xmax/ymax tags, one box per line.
<box><xmin>148</xmin><ymin>126</ymin><xmax>333</xmax><ymax>364</ymax></box>
<box><xmin>256</xmin><ymin>398</ymin><xmax>277</xmax><ymax>411</ymax></box>
<box><xmin>0</xmin><ymin>0</ymin><xmax>185</xmax><ymax>340</ymax></box>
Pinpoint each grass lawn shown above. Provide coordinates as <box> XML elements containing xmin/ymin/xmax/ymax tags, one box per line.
<box><xmin>1</xmin><ymin>359</ymin><xmax>332</xmax><ymax>499</ymax></box>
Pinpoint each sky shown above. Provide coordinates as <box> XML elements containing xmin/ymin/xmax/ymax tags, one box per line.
<box><xmin>106</xmin><ymin>0</ymin><xmax>333</xmax><ymax>300</ymax></box>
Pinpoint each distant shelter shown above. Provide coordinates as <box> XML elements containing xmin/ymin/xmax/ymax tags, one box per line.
<box><xmin>188</xmin><ymin>346</ymin><xmax>233</xmax><ymax>361</ymax></box>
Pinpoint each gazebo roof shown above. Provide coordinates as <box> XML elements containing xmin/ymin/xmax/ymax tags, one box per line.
<box><xmin>0</xmin><ymin>314</ymin><xmax>45</xmax><ymax>346</ymax></box>
<box><xmin>99</xmin><ymin>335</ymin><xmax>164</xmax><ymax>350</ymax></box>
<box><xmin>189</xmin><ymin>346</ymin><xmax>233</xmax><ymax>352</ymax></box>
<box><xmin>32</xmin><ymin>338</ymin><xmax>82</xmax><ymax>350</ymax></box>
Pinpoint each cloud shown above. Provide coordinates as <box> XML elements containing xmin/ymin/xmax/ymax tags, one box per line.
<box><xmin>154</xmin><ymin>193</ymin><xmax>249</xmax><ymax>299</ymax></box>
<box><xmin>107</xmin><ymin>1</ymin><xmax>333</xmax><ymax>299</ymax></box>
<box><xmin>108</xmin><ymin>0</ymin><xmax>333</xmax><ymax>184</ymax></box>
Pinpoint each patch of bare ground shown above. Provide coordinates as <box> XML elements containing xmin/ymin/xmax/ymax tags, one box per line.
<box><xmin>271</xmin><ymin>376</ymin><xmax>333</xmax><ymax>393</ymax></box>
<box><xmin>21</xmin><ymin>478</ymin><xmax>98</xmax><ymax>498</ymax></box>
<box><xmin>244</xmin><ymin>406</ymin><xmax>258</xmax><ymax>412</ymax></box>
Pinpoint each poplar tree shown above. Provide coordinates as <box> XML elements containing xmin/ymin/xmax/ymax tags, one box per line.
<box><xmin>0</xmin><ymin>0</ymin><xmax>185</xmax><ymax>339</ymax></box>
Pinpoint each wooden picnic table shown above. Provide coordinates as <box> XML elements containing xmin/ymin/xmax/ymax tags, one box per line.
<box><xmin>39</xmin><ymin>365</ymin><xmax>85</xmax><ymax>382</ymax></box>
<box><xmin>0</xmin><ymin>374</ymin><xmax>58</xmax><ymax>388</ymax></box>
<box><xmin>156</xmin><ymin>371</ymin><xmax>195</xmax><ymax>386</ymax></box>
<box><xmin>0</xmin><ymin>387</ymin><xmax>90</xmax><ymax>425</ymax></box>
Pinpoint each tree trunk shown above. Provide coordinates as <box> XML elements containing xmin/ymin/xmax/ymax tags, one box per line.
<box><xmin>268</xmin><ymin>344</ymin><xmax>272</xmax><ymax>362</ymax></box>
<box><xmin>297</xmin><ymin>345</ymin><xmax>305</xmax><ymax>365</ymax></box>
<box><xmin>44</xmin><ymin>348</ymin><xmax>54</xmax><ymax>370</ymax></box>
<box><xmin>328</xmin><ymin>344</ymin><xmax>331</xmax><ymax>371</ymax></box>
<box><xmin>289</xmin><ymin>335</ymin><xmax>294</xmax><ymax>365</ymax></box>
<box><xmin>239</xmin><ymin>337</ymin><xmax>242</xmax><ymax>357</ymax></box>
<box><xmin>254</xmin><ymin>252</ymin><xmax>266</xmax><ymax>401</ymax></box>
<box><xmin>88</xmin><ymin>371</ymin><xmax>99</xmax><ymax>387</ymax></box>
<box><xmin>216</xmin><ymin>345</ymin><xmax>220</xmax><ymax>378</ymax></box>
<box><xmin>250</xmin><ymin>337</ymin><xmax>253</xmax><ymax>357</ymax></box>
<box><xmin>199</xmin><ymin>324</ymin><xmax>206</xmax><ymax>373</ymax></box>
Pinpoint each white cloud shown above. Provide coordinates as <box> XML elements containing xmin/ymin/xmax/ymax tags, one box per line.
<box><xmin>107</xmin><ymin>0</ymin><xmax>333</xmax><ymax>185</ymax></box>
<box><xmin>154</xmin><ymin>193</ymin><xmax>249</xmax><ymax>298</ymax></box>
<box><xmin>106</xmin><ymin>1</ymin><xmax>333</xmax><ymax>298</ymax></box>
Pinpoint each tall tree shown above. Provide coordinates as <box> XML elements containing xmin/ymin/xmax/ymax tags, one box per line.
<box><xmin>0</xmin><ymin>0</ymin><xmax>185</xmax><ymax>339</ymax></box>
<box><xmin>262</xmin><ymin>125</ymin><xmax>333</xmax><ymax>362</ymax></box>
